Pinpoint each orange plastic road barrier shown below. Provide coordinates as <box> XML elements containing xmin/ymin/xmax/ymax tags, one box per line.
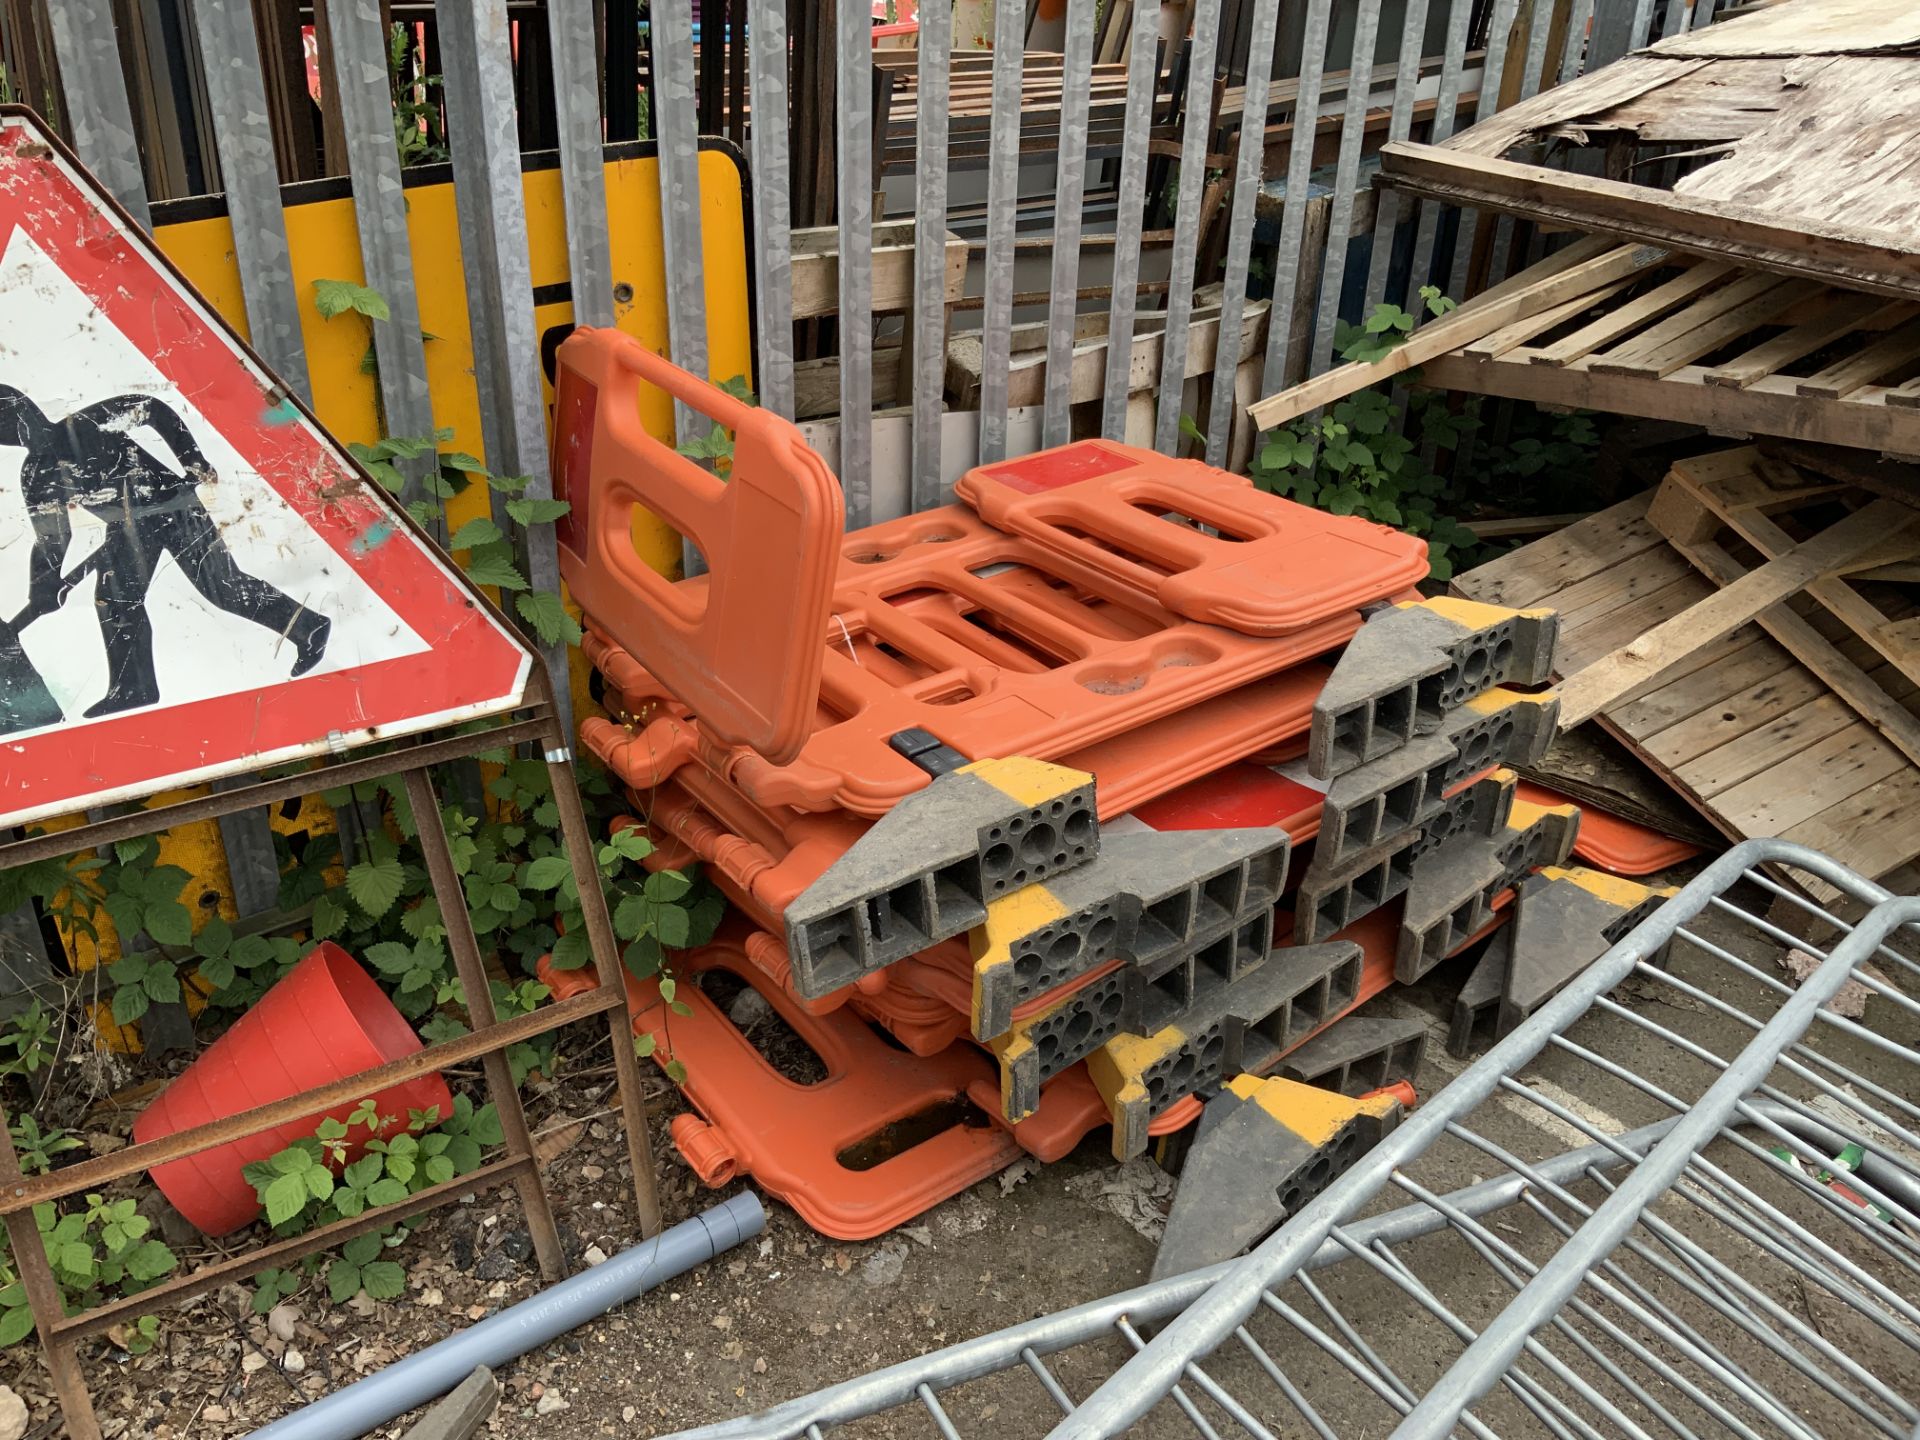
<box><xmin>550</xmin><ymin>327</ymin><xmax>844</xmax><ymax>763</ymax></box>
<box><xmin>987</xmin><ymin>1067</ymin><xmax>1204</xmax><ymax>1164</ymax></box>
<box><xmin>539</xmin><ymin>925</ymin><xmax>1020</xmax><ymax>1241</ymax></box>
<box><xmin>954</xmin><ymin>440</ymin><xmax>1431</xmax><ymax>636</ymax></box>
<box><xmin>1516</xmin><ymin>781</ymin><xmax>1704</xmax><ymax>876</ymax></box>
<box><xmin>587</xmin><ymin>500</ymin><xmax>1413</xmax><ymax>815</ymax></box>
<box><xmin>580</xmin><ymin>645</ymin><xmax>1336</xmax><ymax>917</ymax></box>
<box><xmin>1123</xmin><ymin>760</ymin><xmax>1328</xmax><ymax>843</ymax></box>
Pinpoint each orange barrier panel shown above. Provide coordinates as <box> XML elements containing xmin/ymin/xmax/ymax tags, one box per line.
<box><xmin>551</xmin><ymin>327</ymin><xmax>844</xmax><ymax>763</ymax></box>
<box><xmin>954</xmin><ymin>440</ymin><xmax>1431</xmax><ymax>636</ymax></box>
<box><xmin>1516</xmin><ymin>781</ymin><xmax>1705</xmax><ymax>876</ymax></box>
<box><xmin>539</xmin><ymin>924</ymin><xmax>1020</xmax><ymax>1240</ymax></box>
<box><xmin>587</xmin><ymin>502</ymin><xmax>1415</xmax><ymax>815</ymax></box>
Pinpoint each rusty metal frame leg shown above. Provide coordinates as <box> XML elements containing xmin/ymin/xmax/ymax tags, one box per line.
<box><xmin>0</xmin><ymin>1139</ymin><xmax>102</xmax><ymax>1440</ymax></box>
<box><xmin>405</xmin><ymin>767</ymin><xmax>568</xmax><ymax>1282</ymax></box>
<box><xmin>542</xmin><ymin>730</ymin><xmax>665</xmax><ymax>1238</ymax></box>
<box><xmin>0</xmin><ymin>688</ymin><xmax>665</xmax><ymax>1432</ymax></box>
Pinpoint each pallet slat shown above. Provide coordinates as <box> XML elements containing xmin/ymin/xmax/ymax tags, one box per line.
<box><xmin>1456</xmin><ymin>454</ymin><xmax>1920</xmax><ymax>891</ymax></box>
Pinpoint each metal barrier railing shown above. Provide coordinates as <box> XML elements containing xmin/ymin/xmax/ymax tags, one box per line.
<box><xmin>648</xmin><ymin>837</ymin><xmax>1920</xmax><ymax>1438</ymax></box>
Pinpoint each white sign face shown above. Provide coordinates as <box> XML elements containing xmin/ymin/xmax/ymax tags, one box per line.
<box><xmin>0</xmin><ymin>112</ymin><xmax>532</xmax><ymax>827</ymax></box>
<box><xmin>0</xmin><ymin>230</ymin><xmax>430</xmax><ymax>726</ymax></box>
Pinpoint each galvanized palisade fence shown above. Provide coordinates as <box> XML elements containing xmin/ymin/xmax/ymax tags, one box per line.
<box><xmin>0</xmin><ymin>0</ymin><xmax>1707</xmax><ymax>987</ymax></box>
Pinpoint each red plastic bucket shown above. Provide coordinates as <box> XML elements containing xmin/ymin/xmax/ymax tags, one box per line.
<box><xmin>133</xmin><ymin>943</ymin><xmax>453</xmax><ymax>1236</ymax></box>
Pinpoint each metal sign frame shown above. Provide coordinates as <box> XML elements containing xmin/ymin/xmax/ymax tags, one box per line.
<box><xmin>0</xmin><ymin>669</ymin><xmax>665</xmax><ymax>1440</ymax></box>
<box><xmin>0</xmin><ymin>110</ymin><xmax>663</xmax><ymax>1440</ymax></box>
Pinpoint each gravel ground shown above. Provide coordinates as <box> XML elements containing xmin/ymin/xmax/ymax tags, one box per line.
<box><xmin>15</xmin><ymin>871</ymin><xmax>1920</xmax><ymax>1440</ymax></box>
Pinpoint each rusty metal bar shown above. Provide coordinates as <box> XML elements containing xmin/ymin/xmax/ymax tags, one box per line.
<box><xmin>0</xmin><ymin>666</ymin><xmax>660</xmax><ymax>1438</ymax></box>
<box><xmin>543</xmin><ymin>739</ymin><xmax>664</xmax><ymax>1237</ymax></box>
<box><xmin>405</xmin><ymin>768</ymin><xmax>568</xmax><ymax>1283</ymax></box>
<box><xmin>0</xmin><ymin>716</ymin><xmax>552</xmax><ymax>871</ymax></box>
<box><xmin>0</xmin><ymin>1115</ymin><xmax>98</xmax><ymax>1439</ymax></box>
<box><xmin>54</xmin><ymin>1155</ymin><xmax>537</xmax><ymax>1341</ymax></box>
<box><xmin>0</xmin><ymin>988</ymin><xmax>621</xmax><ymax>1211</ymax></box>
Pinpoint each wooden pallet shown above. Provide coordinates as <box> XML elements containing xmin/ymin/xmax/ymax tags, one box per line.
<box><xmin>1455</xmin><ymin>448</ymin><xmax>1920</xmax><ymax>895</ymax></box>
<box><xmin>1416</xmin><ymin>253</ymin><xmax>1920</xmax><ymax>456</ymax></box>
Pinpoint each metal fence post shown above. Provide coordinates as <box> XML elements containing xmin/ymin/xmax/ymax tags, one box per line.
<box><xmin>1151</xmin><ymin>0</ymin><xmax>1223</xmax><ymax>454</ymax></box>
<box><xmin>188</xmin><ymin>0</ymin><xmax>312</xmax><ymax>400</ymax></box>
<box><xmin>1307</xmin><ymin>0</ymin><xmax>1384</xmax><ymax>372</ymax></box>
<box><xmin>1039</xmin><ymin>0</ymin><xmax>1096</xmax><ymax>449</ymax></box>
<box><xmin>908</xmin><ymin>0</ymin><xmax>950</xmax><ymax>505</ymax></box>
<box><xmin>835</xmin><ymin>0</ymin><xmax>874</xmax><ymax>524</ymax></box>
<box><xmin>1101</xmin><ymin>0</ymin><xmax>1160</xmax><ymax>443</ymax></box>
<box><xmin>976</xmin><ymin>0</ymin><xmax>1025</xmax><ymax>464</ymax></box>
<box><xmin>748</xmin><ymin>0</ymin><xmax>798</xmax><ymax>421</ymax></box>
<box><xmin>1256</xmin><ymin>0</ymin><xmax>1332</xmax><ymax>398</ymax></box>
<box><xmin>1360</xmin><ymin>0</ymin><xmax>1436</xmax><ymax>320</ymax></box>
<box><xmin>548</xmin><ymin>0</ymin><xmax>618</xmax><ymax>332</ymax></box>
<box><xmin>1445</xmin><ymin>0</ymin><xmax>1520</xmax><ymax>303</ymax></box>
<box><xmin>321</xmin><ymin>0</ymin><xmax>442</xmax><ymax>539</ymax></box>
<box><xmin>649</xmin><ymin>0</ymin><xmax>711</xmax><ymax>575</ymax></box>
<box><xmin>44</xmin><ymin>0</ymin><xmax>149</xmax><ymax>227</ymax></box>
<box><xmin>439</xmin><ymin>0</ymin><xmax>575</xmax><ymax>739</ymax></box>
<box><xmin>1406</xmin><ymin>0</ymin><xmax>1476</xmax><ymax>296</ymax></box>
<box><xmin>1202</xmin><ymin>0</ymin><xmax>1282</xmax><ymax>464</ymax></box>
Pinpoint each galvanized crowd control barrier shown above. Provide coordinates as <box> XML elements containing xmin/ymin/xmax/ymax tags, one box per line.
<box><xmin>651</xmin><ymin>838</ymin><xmax>1920</xmax><ymax>1439</ymax></box>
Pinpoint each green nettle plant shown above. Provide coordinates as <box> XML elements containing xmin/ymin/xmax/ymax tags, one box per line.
<box><xmin>0</xmin><ymin>1196</ymin><xmax>180</xmax><ymax>1347</ymax></box>
<box><xmin>1251</xmin><ymin>288</ymin><xmax>1485</xmax><ymax>580</ymax></box>
<box><xmin>674</xmin><ymin>375</ymin><xmax>756</xmax><ymax>477</ymax></box>
<box><xmin>243</xmin><ymin>1097</ymin><xmax>503</xmax><ymax>1310</ymax></box>
<box><xmin>0</xmin><ymin>834</ymin><xmax>206</xmax><ymax>1029</ymax></box>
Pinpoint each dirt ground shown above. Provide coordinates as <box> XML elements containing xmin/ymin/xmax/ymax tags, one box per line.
<box><xmin>18</xmin><ymin>870</ymin><xmax>1920</xmax><ymax>1439</ymax></box>
<box><xmin>28</xmin><ymin>1062</ymin><xmax>1179</xmax><ymax>1440</ymax></box>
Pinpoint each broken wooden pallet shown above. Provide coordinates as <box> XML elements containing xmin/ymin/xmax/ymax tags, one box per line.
<box><xmin>1418</xmin><ymin>254</ymin><xmax>1920</xmax><ymax>455</ymax></box>
<box><xmin>1455</xmin><ymin>447</ymin><xmax>1920</xmax><ymax>897</ymax></box>
<box><xmin>1250</xmin><ymin>236</ymin><xmax>1920</xmax><ymax>454</ymax></box>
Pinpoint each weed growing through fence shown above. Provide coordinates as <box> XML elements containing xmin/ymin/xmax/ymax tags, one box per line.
<box><xmin>674</xmin><ymin>375</ymin><xmax>756</xmax><ymax>477</ymax></box>
<box><xmin>0</xmin><ymin>1195</ymin><xmax>178</xmax><ymax>1348</ymax></box>
<box><xmin>1251</xmin><ymin>291</ymin><xmax>1471</xmax><ymax>580</ymax></box>
<box><xmin>242</xmin><ymin>1096</ymin><xmax>501</xmax><ymax>1311</ymax></box>
<box><xmin>387</xmin><ymin>23</ymin><xmax>448</xmax><ymax>167</ymax></box>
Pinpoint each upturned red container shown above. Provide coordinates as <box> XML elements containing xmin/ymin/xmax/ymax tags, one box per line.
<box><xmin>133</xmin><ymin>943</ymin><xmax>453</xmax><ymax>1236</ymax></box>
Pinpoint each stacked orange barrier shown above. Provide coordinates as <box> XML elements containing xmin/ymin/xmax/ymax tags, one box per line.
<box><xmin>545</xmin><ymin>328</ymin><xmax>1626</xmax><ymax>1239</ymax></box>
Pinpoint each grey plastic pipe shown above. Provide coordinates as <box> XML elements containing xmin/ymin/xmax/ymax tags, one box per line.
<box><xmin>247</xmin><ymin>1191</ymin><xmax>766</xmax><ymax>1440</ymax></box>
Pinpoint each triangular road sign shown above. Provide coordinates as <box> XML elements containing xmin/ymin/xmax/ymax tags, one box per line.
<box><xmin>0</xmin><ymin>110</ymin><xmax>532</xmax><ymax>828</ymax></box>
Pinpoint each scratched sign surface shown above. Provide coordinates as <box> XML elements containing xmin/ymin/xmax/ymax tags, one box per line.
<box><xmin>0</xmin><ymin>111</ymin><xmax>531</xmax><ymax>827</ymax></box>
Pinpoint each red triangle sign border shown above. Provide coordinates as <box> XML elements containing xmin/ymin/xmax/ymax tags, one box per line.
<box><xmin>0</xmin><ymin>109</ymin><xmax>534</xmax><ymax>829</ymax></box>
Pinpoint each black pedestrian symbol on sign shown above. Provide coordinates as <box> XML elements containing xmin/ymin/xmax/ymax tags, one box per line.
<box><xmin>0</xmin><ymin>386</ymin><xmax>331</xmax><ymax>735</ymax></box>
